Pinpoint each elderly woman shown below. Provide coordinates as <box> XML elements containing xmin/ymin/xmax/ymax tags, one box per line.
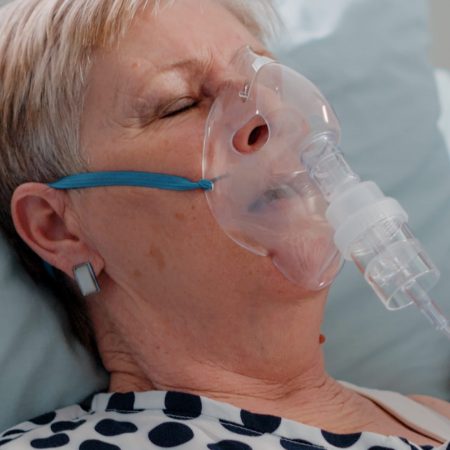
<box><xmin>0</xmin><ymin>0</ymin><xmax>449</xmax><ymax>448</ymax></box>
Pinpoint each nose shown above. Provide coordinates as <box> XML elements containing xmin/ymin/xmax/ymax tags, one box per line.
<box><xmin>232</xmin><ymin>114</ymin><xmax>269</xmax><ymax>154</ymax></box>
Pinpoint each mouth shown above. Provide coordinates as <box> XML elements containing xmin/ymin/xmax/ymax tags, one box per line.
<box><xmin>247</xmin><ymin>171</ymin><xmax>328</xmax><ymax>216</ymax></box>
<box><xmin>248</xmin><ymin>184</ymin><xmax>296</xmax><ymax>213</ymax></box>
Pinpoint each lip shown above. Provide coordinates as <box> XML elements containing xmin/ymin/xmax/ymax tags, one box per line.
<box><xmin>248</xmin><ymin>184</ymin><xmax>296</xmax><ymax>213</ymax></box>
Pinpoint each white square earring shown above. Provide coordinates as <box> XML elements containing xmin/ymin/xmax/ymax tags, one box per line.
<box><xmin>73</xmin><ymin>262</ymin><xmax>100</xmax><ymax>297</ymax></box>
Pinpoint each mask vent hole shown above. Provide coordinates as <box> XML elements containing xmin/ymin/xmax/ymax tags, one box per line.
<box><xmin>233</xmin><ymin>115</ymin><xmax>269</xmax><ymax>154</ymax></box>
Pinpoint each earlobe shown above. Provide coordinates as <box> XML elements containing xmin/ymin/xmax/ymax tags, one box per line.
<box><xmin>11</xmin><ymin>182</ymin><xmax>103</xmax><ymax>279</ymax></box>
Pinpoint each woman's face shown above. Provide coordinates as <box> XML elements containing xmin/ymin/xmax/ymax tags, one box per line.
<box><xmin>74</xmin><ymin>0</ymin><xmax>326</xmax><ymax>308</ymax></box>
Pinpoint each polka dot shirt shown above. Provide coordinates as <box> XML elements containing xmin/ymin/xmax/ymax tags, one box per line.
<box><xmin>0</xmin><ymin>391</ymin><xmax>447</xmax><ymax>449</ymax></box>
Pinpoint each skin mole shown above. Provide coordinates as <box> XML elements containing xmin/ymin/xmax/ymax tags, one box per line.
<box><xmin>133</xmin><ymin>269</ymin><xmax>143</xmax><ymax>279</ymax></box>
<box><xmin>147</xmin><ymin>244</ymin><xmax>166</xmax><ymax>272</ymax></box>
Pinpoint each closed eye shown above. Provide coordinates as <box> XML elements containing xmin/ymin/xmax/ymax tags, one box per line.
<box><xmin>160</xmin><ymin>97</ymin><xmax>198</xmax><ymax>119</ymax></box>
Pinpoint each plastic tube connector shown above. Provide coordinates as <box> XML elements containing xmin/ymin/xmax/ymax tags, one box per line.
<box><xmin>403</xmin><ymin>281</ymin><xmax>450</xmax><ymax>339</ymax></box>
<box><xmin>302</xmin><ymin>137</ymin><xmax>449</xmax><ymax>338</ymax></box>
<box><xmin>326</xmin><ymin>181</ymin><xmax>408</xmax><ymax>259</ymax></box>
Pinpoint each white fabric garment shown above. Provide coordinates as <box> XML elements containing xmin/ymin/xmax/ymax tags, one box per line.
<box><xmin>1</xmin><ymin>389</ymin><xmax>449</xmax><ymax>449</ymax></box>
<box><xmin>341</xmin><ymin>381</ymin><xmax>450</xmax><ymax>443</ymax></box>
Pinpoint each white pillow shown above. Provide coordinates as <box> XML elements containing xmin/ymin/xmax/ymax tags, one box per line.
<box><xmin>0</xmin><ymin>237</ymin><xmax>108</xmax><ymax>431</ymax></box>
<box><xmin>271</xmin><ymin>0</ymin><xmax>450</xmax><ymax>398</ymax></box>
<box><xmin>436</xmin><ymin>69</ymin><xmax>450</xmax><ymax>152</ymax></box>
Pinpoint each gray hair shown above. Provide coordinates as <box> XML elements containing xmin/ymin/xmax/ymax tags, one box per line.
<box><xmin>0</xmin><ymin>0</ymin><xmax>278</xmax><ymax>349</ymax></box>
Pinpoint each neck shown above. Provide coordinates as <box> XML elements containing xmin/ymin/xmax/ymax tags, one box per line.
<box><xmin>105</xmin><ymin>345</ymin><xmax>379</xmax><ymax>433</ymax></box>
<box><xmin>90</xmin><ymin>283</ymin><xmax>378</xmax><ymax>434</ymax></box>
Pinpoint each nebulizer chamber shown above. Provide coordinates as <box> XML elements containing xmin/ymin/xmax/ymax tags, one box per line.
<box><xmin>303</xmin><ymin>137</ymin><xmax>450</xmax><ymax>338</ymax></box>
<box><xmin>203</xmin><ymin>47</ymin><xmax>450</xmax><ymax>338</ymax></box>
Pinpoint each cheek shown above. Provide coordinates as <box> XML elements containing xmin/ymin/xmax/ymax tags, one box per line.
<box><xmin>77</xmin><ymin>114</ymin><xmax>282</xmax><ymax>292</ymax></box>
<box><xmin>73</xmin><ymin>188</ymin><xmax>171</xmax><ymax>271</ymax></box>
<box><xmin>85</xmin><ymin>105</ymin><xmax>208</xmax><ymax>180</ymax></box>
<box><xmin>155</xmin><ymin>115</ymin><xmax>208</xmax><ymax>180</ymax></box>
<box><xmin>165</xmin><ymin>192</ymin><xmax>270</xmax><ymax>292</ymax></box>
<box><xmin>74</xmin><ymin>185</ymin><xmax>222</xmax><ymax>277</ymax></box>
<box><xmin>75</xmin><ymin>184</ymin><xmax>300</xmax><ymax>303</ymax></box>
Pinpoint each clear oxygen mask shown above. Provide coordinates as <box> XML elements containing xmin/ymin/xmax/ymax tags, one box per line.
<box><xmin>202</xmin><ymin>47</ymin><xmax>343</xmax><ymax>291</ymax></box>
<box><xmin>203</xmin><ymin>46</ymin><xmax>450</xmax><ymax>338</ymax></box>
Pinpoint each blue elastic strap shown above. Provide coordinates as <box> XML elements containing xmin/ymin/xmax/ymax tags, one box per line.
<box><xmin>48</xmin><ymin>171</ymin><xmax>214</xmax><ymax>192</ymax></box>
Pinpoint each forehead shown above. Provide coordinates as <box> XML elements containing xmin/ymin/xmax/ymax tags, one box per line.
<box><xmin>106</xmin><ymin>0</ymin><xmax>263</xmax><ymax>76</ymax></box>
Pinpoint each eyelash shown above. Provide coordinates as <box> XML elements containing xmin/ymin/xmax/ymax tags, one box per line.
<box><xmin>160</xmin><ymin>98</ymin><xmax>198</xmax><ymax>119</ymax></box>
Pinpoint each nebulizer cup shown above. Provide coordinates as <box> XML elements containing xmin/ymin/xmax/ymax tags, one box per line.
<box><xmin>302</xmin><ymin>136</ymin><xmax>450</xmax><ymax>338</ymax></box>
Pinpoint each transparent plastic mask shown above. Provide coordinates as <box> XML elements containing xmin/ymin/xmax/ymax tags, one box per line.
<box><xmin>202</xmin><ymin>47</ymin><xmax>343</xmax><ymax>290</ymax></box>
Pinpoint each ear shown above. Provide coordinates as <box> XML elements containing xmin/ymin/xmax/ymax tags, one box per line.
<box><xmin>11</xmin><ymin>183</ymin><xmax>104</xmax><ymax>279</ymax></box>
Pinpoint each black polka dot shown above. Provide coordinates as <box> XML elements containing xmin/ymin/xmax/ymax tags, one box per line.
<box><xmin>30</xmin><ymin>412</ymin><xmax>57</xmax><ymax>426</ymax></box>
<box><xmin>106</xmin><ymin>392</ymin><xmax>140</xmax><ymax>413</ymax></box>
<box><xmin>0</xmin><ymin>438</ymin><xmax>13</xmax><ymax>446</ymax></box>
<box><xmin>420</xmin><ymin>447</ymin><xmax>434</xmax><ymax>450</ymax></box>
<box><xmin>106</xmin><ymin>392</ymin><xmax>135</xmax><ymax>410</ymax></box>
<box><xmin>148</xmin><ymin>422</ymin><xmax>194</xmax><ymax>447</ymax></box>
<box><xmin>399</xmin><ymin>437</ymin><xmax>421</xmax><ymax>450</ymax></box>
<box><xmin>207</xmin><ymin>440</ymin><xmax>253</xmax><ymax>450</ymax></box>
<box><xmin>30</xmin><ymin>433</ymin><xmax>69</xmax><ymax>448</ymax></box>
<box><xmin>79</xmin><ymin>393</ymin><xmax>96</xmax><ymax>412</ymax></box>
<box><xmin>164</xmin><ymin>391</ymin><xmax>202</xmax><ymax>419</ymax></box>
<box><xmin>51</xmin><ymin>420</ymin><xmax>86</xmax><ymax>433</ymax></box>
<box><xmin>94</xmin><ymin>419</ymin><xmax>138</xmax><ymax>436</ymax></box>
<box><xmin>79</xmin><ymin>440</ymin><xmax>121</xmax><ymax>450</ymax></box>
<box><xmin>368</xmin><ymin>447</ymin><xmax>396</xmax><ymax>450</ymax></box>
<box><xmin>220</xmin><ymin>411</ymin><xmax>281</xmax><ymax>437</ymax></box>
<box><xmin>321</xmin><ymin>431</ymin><xmax>361</xmax><ymax>448</ymax></box>
<box><xmin>240</xmin><ymin>410</ymin><xmax>281</xmax><ymax>434</ymax></box>
<box><xmin>281</xmin><ymin>437</ymin><xmax>323</xmax><ymax>449</ymax></box>
<box><xmin>2</xmin><ymin>429</ymin><xmax>25</xmax><ymax>437</ymax></box>
<box><xmin>219</xmin><ymin>420</ymin><xmax>261</xmax><ymax>437</ymax></box>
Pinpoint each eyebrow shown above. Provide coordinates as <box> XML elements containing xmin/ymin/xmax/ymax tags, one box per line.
<box><xmin>122</xmin><ymin>46</ymin><xmax>276</xmax><ymax>119</ymax></box>
<box><xmin>156</xmin><ymin>46</ymin><xmax>275</xmax><ymax>77</ymax></box>
<box><xmin>157</xmin><ymin>50</ymin><xmax>213</xmax><ymax>78</ymax></box>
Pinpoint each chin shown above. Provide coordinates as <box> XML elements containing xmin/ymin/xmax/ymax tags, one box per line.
<box><xmin>253</xmin><ymin>253</ymin><xmax>330</xmax><ymax>301</ymax></box>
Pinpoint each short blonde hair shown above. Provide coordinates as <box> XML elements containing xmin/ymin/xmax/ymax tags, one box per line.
<box><xmin>0</xmin><ymin>0</ymin><xmax>278</xmax><ymax>349</ymax></box>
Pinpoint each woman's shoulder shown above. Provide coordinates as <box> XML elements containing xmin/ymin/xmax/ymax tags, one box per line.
<box><xmin>0</xmin><ymin>403</ymin><xmax>89</xmax><ymax>448</ymax></box>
